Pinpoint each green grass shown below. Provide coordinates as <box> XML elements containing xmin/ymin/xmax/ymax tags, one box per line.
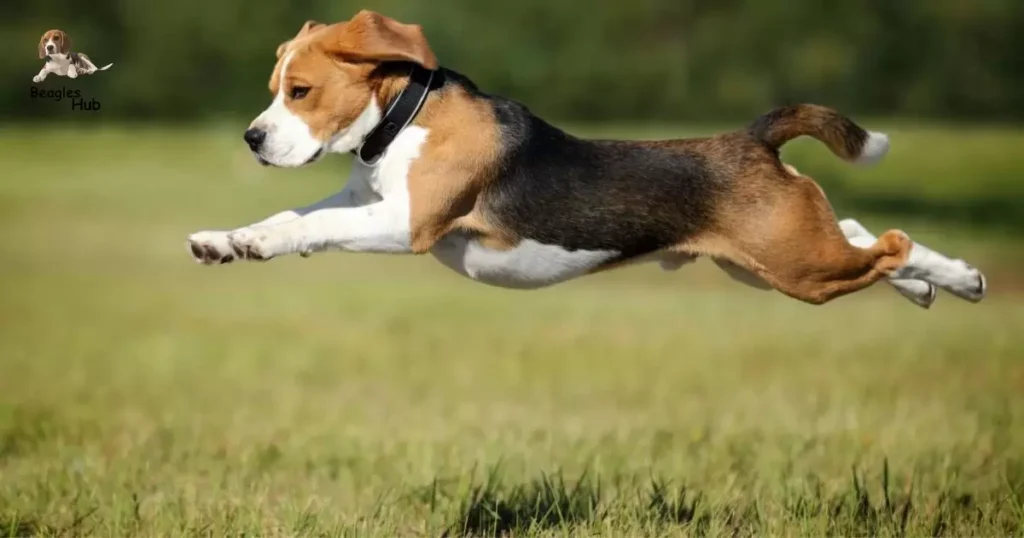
<box><xmin>0</xmin><ymin>125</ymin><xmax>1022</xmax><ymax>536</ymax></box>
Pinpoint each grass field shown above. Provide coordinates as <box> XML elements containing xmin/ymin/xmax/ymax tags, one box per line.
<box><xmin>1</xmin><ymin>124</ymin><xmax>1022</xmax><ymax>536</ymax></box>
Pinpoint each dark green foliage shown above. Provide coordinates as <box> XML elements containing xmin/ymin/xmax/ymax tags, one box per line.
<box><xmin>4</xmin><ymin>1</ymin><xmax>1022</xmax><ymax>123</ymax></box>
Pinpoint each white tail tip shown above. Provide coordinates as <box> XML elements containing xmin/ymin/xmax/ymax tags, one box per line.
<box><xmin>99</xmin><ymin>63</ymin><xmax>113</xmax><ymax>70</ymax></box>
<box><xmin>854</xmin><ymin>131</ymin><xmax>889</xmax><ymax>166</ymax></box>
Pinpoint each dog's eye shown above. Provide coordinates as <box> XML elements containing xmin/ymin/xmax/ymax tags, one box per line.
<box><xmin>289</xmin><ymin>86</ymin><xmax>310</xmax><ymax>100</ymax></box>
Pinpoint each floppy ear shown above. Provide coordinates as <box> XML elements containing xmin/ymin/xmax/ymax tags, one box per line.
<box><xmin>298</xmin><ymin>20</ymin><xmax>325</xmax><ymax>35</ymax></box>
<box><xmin>38</xmin><ymin>33</ymin><xmax>47</xmax><ymax>59</ymax></box>
<box><xmin>277</xmin><ymin>20</ymin><xmax>325</xmax><ymax>58</ymax></box>
<box><xmin>57</xmin><ymin>31</ymin><xmax>71</xmax><ymax>54</ymax></box>
<box><xmin>321</xmin><ymin>10</ymin><xmax>438</xmax><ymax>70</ymax></box>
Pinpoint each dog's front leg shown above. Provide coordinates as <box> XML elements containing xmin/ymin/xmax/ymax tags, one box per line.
<box><xmin>227</xmin><ymin>200</ymin><xmax>411</xmax><ymax>261</ymax></box>
<box><xmin>187</xmin><ymin>188</ymin><xmax>355</xmax><ymax>264</ymax></box>
<box><xmin>33</xmin><ymin>67</ymin><xmax>49</xmax><ymax>83</ymax></box>
<box><xmin>187</xmin><ymin>184</ymin><xmax>396</xmax><ymax>264</ymax></box>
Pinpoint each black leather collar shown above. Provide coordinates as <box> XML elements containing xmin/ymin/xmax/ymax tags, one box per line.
<box><xmin>355</xmin><ymin>65</ymin><xmax>439</xmax><ymax>166</ymax></box>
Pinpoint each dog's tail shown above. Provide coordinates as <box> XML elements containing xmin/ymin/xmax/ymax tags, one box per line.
<box><xmin>747</xmin><ymin>104</ymin><xmax>889</xmax><ymax>165</ymax></box>
<box><xmin>98</xmin><ymin>63</ymin><xmax>113</xmax><ymax>70</ymax></box>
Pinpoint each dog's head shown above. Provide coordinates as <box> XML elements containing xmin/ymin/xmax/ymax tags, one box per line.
<box><xmin>245</xmin><ymin>10</ymin><xmax>437</xmax><ymax>167</ymax></box>
<box><xmin>38</xmin><ymin>29</ymin><xmax>71</xmax><ymax>59</ymax></box>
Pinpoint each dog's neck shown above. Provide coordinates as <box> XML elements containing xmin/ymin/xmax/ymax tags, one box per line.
<box><xmin>330</xmin><ymin>65</ymin><xmax>496</xmax><ymax>169</ymax></box>
<box><xmin>46</xmin><ymin>52</ymin><xmax>76</xmax><ymax>64</ymax></box>
<box><xmin>355</xmin><ymin>65</ymin><xmax>438</xmax><ymax>165</ymax></box>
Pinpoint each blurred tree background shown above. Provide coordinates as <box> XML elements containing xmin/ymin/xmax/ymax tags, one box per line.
<box><xmin>3</xmin><ymin>0</ymin><xmax>1022</xmax><ymax>123</ymax></box>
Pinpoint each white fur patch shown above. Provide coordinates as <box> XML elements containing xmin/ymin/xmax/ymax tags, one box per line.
<box><xmin>839</xmin><ymin>218</ymin><xmax>985</xmax><ymax>303</ymax></box>
<box><xmin>329</xmin><ymin>97</ymin><xmax>383</xmax><ymax>155</ymax></box>
<box><xmin>890</xmin><ymin>242</ymin><xmax>986</xmax><ymax>303</ymax></box>
<box><xmin>839</xmin><ymin>218</ymin><xmax>936</xmax><ymax>308</ymax></box>
<box><xmin>854</xmin><ymin>131</ymin><xmax>890</xmax><ymax>165</ymax></box>
<box><xmin>250</xmin><ymin>52</ymin><xmax>324</xmax><ymax>167</ymax></box>
<box><xmin>430</xmin><ymin>233</ymin><xmax>618</xmax><ymax>289</ymax></box>
<box><xmin>258</xmin><ymin>125</ymin><xmax>427</xmax><ymax>255</ymax></box>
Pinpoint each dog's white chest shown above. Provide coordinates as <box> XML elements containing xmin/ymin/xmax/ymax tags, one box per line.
<box><xmin>49</xmin><ymin>56</ymin><xmax>73</xmax><ymax>74</ymax></box>
<box><xmin>349</xmin><ymin>125</ymin><xmax>426</xmax><ymax>198</ymax></box>
<box><xmin>430</xmin><ymin>232</ymin><xmax>618</xmax><ymax>289</ymax></box>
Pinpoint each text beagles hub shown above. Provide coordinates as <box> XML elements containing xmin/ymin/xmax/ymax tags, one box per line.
<box><xmin>30</xmin><ymin>86</ymin><xmax>82</xmax><ymax>101</ymax></box>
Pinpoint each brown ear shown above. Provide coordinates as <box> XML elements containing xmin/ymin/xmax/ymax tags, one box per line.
<box><xmin>38</xmin><ymin>33</ymin><xmax>47</xmax><ymax>59</ymax></box>
<box><xmin>298</xmin><ymin>20</ymin><xmax>325</xmax><ymax>35</ymax></box>
<box><xmin>321</xmin><ymin>10</ymin><xmax>438</xmax><ymax>69</ymax></box>
<box><xmin>277</xmin><ymin>20</ymin><xmax>326</xmax><ymax>58</ymax></box>
<box><xmin>57</xmin><ymin>31</ymin><xmax>71</xmax><ymax>54</ymax></box>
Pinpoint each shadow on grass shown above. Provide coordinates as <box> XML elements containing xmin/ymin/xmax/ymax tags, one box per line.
<box><xmin>0</xmin><ymin>508</ymin><xmax>96</xmax><ymax>538</ymax></box>
<box><xmin>433</xmin><ymin>465</ymin><xmax>706</xmax><ymax>536</ymax></box>
<box><xmin>422</xmin><ymin>459</ymin><xmax>1022</xmax><ymax>537</ymax></box>
<box><xmin>446</xmin><ymin>467</ymin><xmax>603</xmax><ymax>536</ymax></box>
<box><xmin>0</xmin><ymin>516</ymin><xmax>47</xmax><ymax>538</ymax></box>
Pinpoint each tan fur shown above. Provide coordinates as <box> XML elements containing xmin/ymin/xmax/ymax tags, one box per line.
<box><xmin>264</xmin><ymin>12</ymin><xmax>506</xmax><ymax>255</ymax></box>
<box><xmin>670</xmin><ymin>155</ymin><xmax>913</xmax><ymax>305</ymax></box>
<box><xmin>271</xmin><ymin>49</ymin><xmax>379</xmax><ymax>142</ymax></box>
<box><xmin>755</xmin><ymin>104</ymin><xmax>867</xmax><ymax>160</ymax></box>
<box><xmin>403</xmin><ymin>87</ymin><xmax>505</xmax><ymax>253</ymax></box>
<box><xmin>266</xmin><ymin>12</ymin><xmax>436</xmax><ymax>144</ymax></box>
<box><xmin>38</xmin><ymin>30</ymin><xmax>70</xmax><ymax>59</ymax></box>
<box><xmin>277</xmin><ymin>21</ymin><xmax>325</xmax><ymax>59</ymax></box>
<box><xmin>321</xmin><ymin>10</ymin><xmax>437</xmax><ymax>69</ymax></box>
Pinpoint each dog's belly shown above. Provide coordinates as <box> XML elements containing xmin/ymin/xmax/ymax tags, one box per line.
<box><xmin>430</xmin><ymin>232</ymin><xmax>618</xmax><ymax>289</ymax></box>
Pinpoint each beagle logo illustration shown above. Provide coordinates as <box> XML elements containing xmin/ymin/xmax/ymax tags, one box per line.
<box><xmin>31</xmin><ymin>29</ymin><xmax>111</xmax><ymax>111</ymax></box>
<box><xmin>34</xmin><ymin>29</ymin><xmax>112</xmax><ymax>83</ymax></box>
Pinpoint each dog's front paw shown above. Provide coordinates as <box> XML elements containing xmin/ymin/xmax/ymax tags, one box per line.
<box><xmin>68</xmin><ymin>68</ymin><xmax>78</xmax><ymax>79</ymax></box>
<box><xmin>187</xmin><ymin>230</ymin><xmax>236</xmax><ymax>265</ymax></box>
<box><xmin>33</xmin><ymin>75</ymin><xmax>44</xmax><ymax>83</ymax></box>
<box><xmin>227</xmin><ymin>227</ymin><xmax>287</xmax><ymax>261</ymax></box>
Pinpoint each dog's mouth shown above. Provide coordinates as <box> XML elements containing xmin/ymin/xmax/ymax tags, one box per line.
<box><xmin>303</xmin><ymin>148</ymin><xmax>323</xmax><ymax>165</ymax></box>
<box><xmin>254</xmin><ymin>148</ymin><xmax>322</xmax><ymax>167</ymax></box>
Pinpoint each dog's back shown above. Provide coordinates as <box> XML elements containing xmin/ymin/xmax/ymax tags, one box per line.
<box><xmin>483</xmin><ymin>102</ymin><xmax>730</xmax><ymax>261</ymax></box>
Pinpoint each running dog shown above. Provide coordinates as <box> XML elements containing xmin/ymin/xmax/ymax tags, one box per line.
<box><xmin>187</xmin><ymin>11</ymin><xmax>986</xmax><ymax>308</ymax></box>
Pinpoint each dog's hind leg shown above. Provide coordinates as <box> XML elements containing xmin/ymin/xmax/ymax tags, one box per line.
<box><xmin>839</xmin><ymin>219</ymin><xmax>937</xmax><ymax>308</ymax></box>
<box><xmin>682</xmin><ymin>229</ymin><xmax>907</xmax><ymax>306</ymax></box>
<box><xmin>690</xmin><ymin>171</ymin><xmax>985</xmax><ymax>306</ymax></box>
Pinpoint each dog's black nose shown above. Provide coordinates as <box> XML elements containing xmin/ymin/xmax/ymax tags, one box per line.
<box><xmin>243</xmin><ymin>128</ymin><xmax>266</xmax><ymax>151</ymax></box>
<box><xmin>46</xmin><ymin>45</ymin><xmax>54</xmax><ymax>52</ymax></box>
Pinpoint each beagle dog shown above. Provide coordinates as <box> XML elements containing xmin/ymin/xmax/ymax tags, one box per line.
<box><xmin>34</xmin><ymin>29</ymin><xmax>112</xmax><ymax>83</ymax></box>
<box><xmin>187</xmin><ymin>10</ymin><xmax>987</xmax><ymax>308</ymax></box>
